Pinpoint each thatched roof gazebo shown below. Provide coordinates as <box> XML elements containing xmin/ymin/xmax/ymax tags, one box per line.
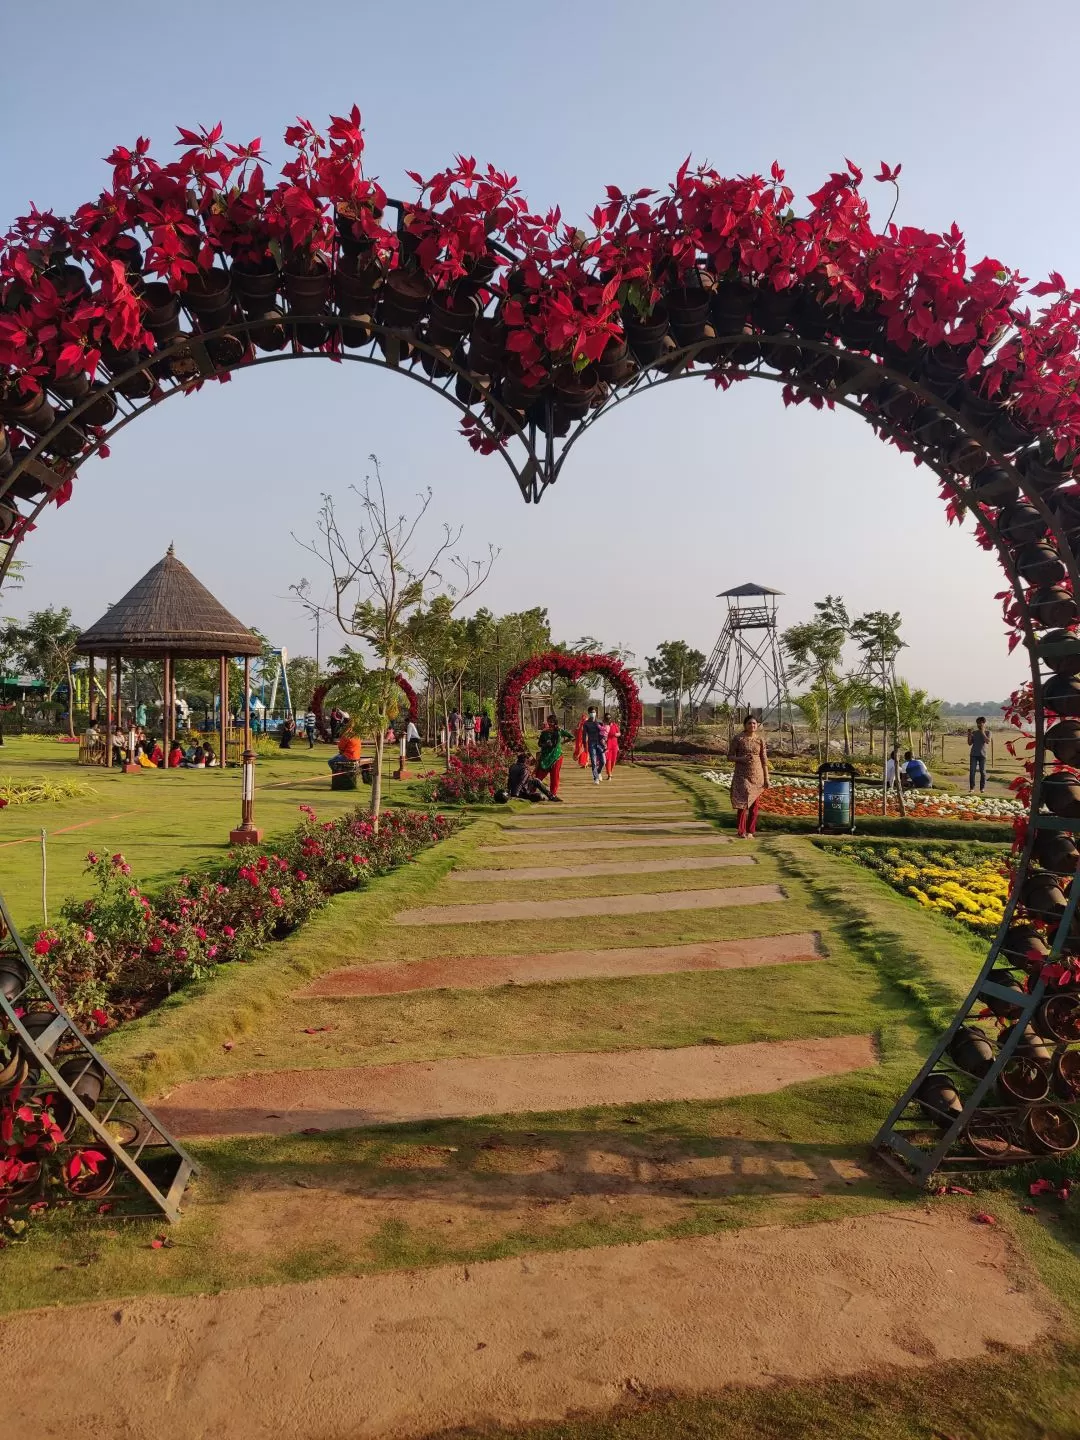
<box><xmin>76</xmin><ymin>545</ymin><xmax>262</xmax><ymax>777</ymax></box>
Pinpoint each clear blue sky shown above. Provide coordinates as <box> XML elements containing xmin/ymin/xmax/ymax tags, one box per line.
<box><xmin>3</xmin><ymin>0</ymin><xmax>1075</xmax><ymax>701</ymax></box>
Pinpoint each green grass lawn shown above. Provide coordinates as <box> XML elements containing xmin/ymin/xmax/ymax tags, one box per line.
<box><xmin>0</xmin><ymin>733</ymin><xmax>433</xmax><ymax>929</ymax></box>
<box><xmin>4</xmin><ymin>760</ymin><xmax>1080</xmax><ymax>1439</ymax></box>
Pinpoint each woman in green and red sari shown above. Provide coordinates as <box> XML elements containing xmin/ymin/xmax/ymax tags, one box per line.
<box><xmin>536</xmin><ymin>714</ymin><xmax>574</xmax><ymax>797</ymax></box>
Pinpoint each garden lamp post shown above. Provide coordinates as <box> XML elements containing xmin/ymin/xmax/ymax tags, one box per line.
<box><xmin>394</xmin><ymin>730</ymin><xmax>409</xmax><ymax>780</ymax></box>
<box><xmin>229</xmin><ymin>747</ymin><xmax>262</xmax><ymax>845</ymax></box>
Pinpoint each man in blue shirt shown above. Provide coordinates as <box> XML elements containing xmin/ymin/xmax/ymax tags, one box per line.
<box><xmin>903</xmin><ymin>751</ymin><xmax>933</xmax><ymax>788</ymax></box>
<box><xmin>581</xmin><ymin>707</ymin><xmax>606</xmax><ymax>784</ymax></box>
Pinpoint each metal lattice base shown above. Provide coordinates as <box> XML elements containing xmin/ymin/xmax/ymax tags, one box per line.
<box><xmin>0</xmin><ymin>893</ymin><xmax>196</xmax><ymax>1222</ymax></box>
<box><xmin>875</xmin><ymin>814</ymin><xmax>1080</xmax><ymax>1183</ymax></box>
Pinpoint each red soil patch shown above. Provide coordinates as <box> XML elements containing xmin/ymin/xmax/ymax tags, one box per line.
<box><xmin>394</xmin><ymin>883</ymin><xmax>785</xmax><ymax>926</ymax></box>
<box><xmin>303</xmin><ymin>931</ymin><xmax>823</xmax><ymax>997</ymax></box>
<box><xmin>154</xmin><ymin>1034</ymin><xmax>876</xmax><ymax>1138</ymax></box>
<box><xmin>2</xmin><ymin>1212</ymin><xmax>1058</xmax><ymax>1440</ymax></box>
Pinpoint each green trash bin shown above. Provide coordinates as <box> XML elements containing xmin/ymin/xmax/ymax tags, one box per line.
<box><xmin>817</xmin><ymin>763</ymin><xmax>856</xmax><ymax>833</ymax></box>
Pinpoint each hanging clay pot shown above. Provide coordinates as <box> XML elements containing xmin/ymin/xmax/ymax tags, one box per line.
<box><xmin>969</xmin><ymin>467</ymin><xmax>1019</xmax><ymax>507</ymax></box>
<box><xmin>710</xmin><ymin>280</ymin><xmax>754</xmax><ymax>336</ymax></box>
<box><xmin>983</xmin><ymin>969</ymin><xmax>1027</xmax><ymax>1018</ymax></box>
<box><xmin>51</xmin><ymin>1058</ymin><xmax>106</xmax><ymax>1138</ymax></box>
<box><xmin>1000</xmin><ymin>1024</ymin><xmax>1054</xmax><ymax>1064</ymax></box>
<box><xmin>1027</xmin><ymin>1104</ymin><xmax>1080</xmax><ymax>1155</ymax></box>
<box><xmin>875</xmin><ymin>380</ymin><xmax>919</xmax><ymax>424</ymax></box>
<box><xmin>141</xmin><ymin>282</ymin><xmax>182</xmax><ymax>345</ymax></box>
<box><xmin>1042</xmin><ymin>769</ymin><xmax>1080</xmax><ymax>818</ymax></box>
<box><xmin>181</xmin><ymin>267</ymin><xmax>233</xmax><ymax>329</ymax></box>
<box><xmin>999</xmin><ymin>503</ymin><xmax>1046</xmax><ymax>547</ymax></box>
<box><xmin>1021</xmin><ymin>872</ymin><xmax>1068</xmax><ymax>926</ymax></box>
<box><xmin>916</xmin><ymin>1073</ymin><xmax>964</xmax><ymax>1126</ymax></box>
<box><xmin>947</xmin><ymin>1025</ymin><xmax>995</xmax><ymax>1077</ymax></box>
<box><xmin>1038</xmin><ymin>992</ymin><xmax>1080</xmax><ymax>1044</ymax></box>
<box><xmin>1038</xmin><ymin>629</ymin><xmax>1080</xmax><ymax>678</ymax></box>
<box><xmin>1016</xmin><ymin>544</ymin><xmax>1066</xmax><ymax>587</ymax></box>
<box><xmin>998</xmin><ymin>1055</ymin><xmax>1051</xmax><ymax>1103</ymax></box>
<box><xmin>1032</xmin><ymin>829</ymin><xmax>1080</xmax><ymax>874</ymax></box>
<box><xmin>1000</xmin><ymin>925</ymin><xmax>1051</xmax><ymax>972</ymax></box>
<box><xmin>427</xmin><ymin>291</ymin><xmax>479</xmax><ymax>349</ymax></box>
<box><xmin>0</xmin><ymin>954</ymin><xmax>27</xmax><ymax>1001</ymax></box>
<box><xmin>993</xmin><ymin>409</ymin><xmax>1035</xmax><ymax>453</ymax></box>
<box><xmin>666</xmin><ymin>286</ymin><xmax>710</xmax><ymax>346</ymax></box>
<box><xmin>231</xmin><ymin>261</ymin><xmax>280</xmax><ymax>315</ymax></box>
<box><xmin>1046</xmin><ymin>720</ymin><xmax>1080</xmax><ymax>765</ymax></box>
<box><xmin>61</xmin><ymin>1150</ymin><xmax>118</xmax><ymax>1200</ymax></box>
<box><xmin>81</xmin><ymin>385</ymin><xmax>118</xmax><ymax>428</ymax></box>
<box><xmin>623</xmin><ymin>303</ymin><xmax>670</xmax><ymax>365</ymax></box>
<box><xmin>0</xmin><ymin>1159</ymin><xmax>41</xmax><ymax>1201</ymax></box>
<box><xmin>468</xmin><ymin>315</ymin><xmax>506</xmax><ymax>373</ymax></box>
<box><xmin>43</xmin><ymin>413</ymin><xmax>86</xmax><ymax>459</ymax></box>
<box><xmin>753</xmin><ymin>286</ymin><xmax>798</xmax><ymax>335</ymax></box>
<box><xmin>552</xmin><ymin>367</ymin><xmax>599</xmax><ymax>425</ymax></box>
<box><xmin>1029</xmin><ymin>585</ymin><xmax>1079</xmax><ymax>629</ymax></box>
<box><xmin>1045</xmin><ymin>673</ymin><xmax>1080</xmax><ymax>717</ymax></box>
<box><xmin>1</xmin><ymin>385</ymin><xmax>56</xmax><ymax>435</ymax></box>
<box><xmin>948</xmin><ymin>437</ymin><xmax>989</xmax><ymax>477</ymax></box>
<box><xmin>595</xmin><ymin>336</ymin><xmax>633</xmax><ymax>385</ymax></box>
<box><xmin>380</xmin><ymin>271</ymin><xmax>432</xmax><ymax>330</ymax></box>
<box><xmin>0</xmin><ymin>426</ymin><xmax>12</xmax><ymax>478</ymax></box>
<box><xmin>249</xmin><ymin>309</ymin><xmax>289</xmax><ymax>353</ymax></box>
<box><xmin>98</xmin><ymin>344</ymin><xmax>154</xmax><ymax>399</ymax></box>
<box><xmin>47</xmin><ymin>369</ymin><xmax>90</xmax><ymax>403</ymax></box>
<box><xmin>1053</xmin><ymin>1048</ymin><xmax>1080</xmax><ymax>1099</ymax></box>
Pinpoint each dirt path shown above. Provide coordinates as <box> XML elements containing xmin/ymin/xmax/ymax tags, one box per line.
<box><xmin>453</xmin><ymin>854</ymin><xmax>755</xmax><ymax>883</ymax></box>
<box><xmin>155</xmin><ymin>1035</ymin><xmax>876</xmax><ymax>1138</ymax></box>
<box><xmin>304</xmin><ymin>931</ymin><xmax>823</xmax><ymax>997</ymax></box>
<box><xmin>3</xmin><ymin>1211</ymin><xmax>1057</xmax><ymax>1440</ymax></box>
<box><xmin>395</xmin><ymin>883</ymin><xmax>784</xmax><ymax>926</ymax></box>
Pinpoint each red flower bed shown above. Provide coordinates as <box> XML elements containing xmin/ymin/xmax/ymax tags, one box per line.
<box><xmin>29</xmin><ymin>805</ymin><xmax>456</xmax><ymax>1027</ymax></box>
<box><xmin>498</xmin><ymin>650</ymin><xmax>641</xmax><ymax>752</ymax></box>
<box><xmin>421</xmin><ymin>742</ymin><xmax>508</xmax><ymax>805</ymax></box>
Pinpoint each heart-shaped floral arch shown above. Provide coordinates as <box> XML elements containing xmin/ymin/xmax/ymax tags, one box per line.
<box><xmin>498</xmin><ymin>650</ymin><xmax>642</xmax><ymax>753</ymax></box>
<box><xmin>6</xmin><ymin>111</ymin><xmax>1080</xmax><ymax>1179</ymax></box>
<box><xmin>310</xmin><ymin>671</ymin><xmax>418</xmax><ymax>742</ymax></box>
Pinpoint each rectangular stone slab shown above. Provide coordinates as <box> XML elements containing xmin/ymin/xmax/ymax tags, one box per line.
<box><xmin>303</xmin><ymin>931</ymin><xmax>823</xmax><ymax>997</ymax></box>
<box><xmin>155</xmin><ymin>1034</ymin><xmax>876</xmax><ymax>1137</ymax></box>
<box><xmin>395</xmin><ymin>884</ymin><xmax>785</xmax><ymax>926</ymax></box>
<box><xmin>480</xmin><ymin>837</ymin><xmax>731</xmax><ymax>853</ymax></box>
<box><xmin>453</xmin><ymin>855</ymin><xmax>755</xmax><ymax>883</ymax></box>
<box><xmin>499</xmin><ymin>822</ymin><xmax>714</xmax><ymax>835</ymax></box>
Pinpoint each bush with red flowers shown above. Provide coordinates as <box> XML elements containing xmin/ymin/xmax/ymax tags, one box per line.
<box><xmin>32</xmin><ymin>805</ymin><xmax>456</xmax><ymax>1026</ymax></box>
<box><xmin>498</xmin><ymin>650</ymin><xmax>642</xmax><ymax>753</ymax></box>
<box><xmin>420</xmin><ymin>742</ymin><xmax>509</xmax><ymax>805</ymax></box>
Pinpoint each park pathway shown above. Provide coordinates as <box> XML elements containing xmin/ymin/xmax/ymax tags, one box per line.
<box><xmin>157</xmin><ymin>760</ymin><xmax>877</xmax><ymax>1135</ymax></box>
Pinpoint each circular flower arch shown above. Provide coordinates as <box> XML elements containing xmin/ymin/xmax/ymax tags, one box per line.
<box><xmin>310</xmin><ymin>671</ymin><xmax>418</xmax><ymax>742</ymax></box>
<box><xmin>498</xmin><ymin>650</ymin><xmax>642</xmax><ymax>752</ymax></box>
<box><xmin>4</xmin><ymin>111</ymin><xmax>1080</xmax><ymax>1174</ymax></box>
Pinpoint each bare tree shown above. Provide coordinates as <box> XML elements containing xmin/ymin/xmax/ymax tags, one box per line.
<box><xmin>295</xmin><ymin>457</ymin><xmax>496</xmax><ymax>826</ymax></box>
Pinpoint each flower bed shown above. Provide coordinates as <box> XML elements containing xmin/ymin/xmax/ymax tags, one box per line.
<box><xmin>420</xmin><ymin>743</ymin><xmax>508</xmax><ymax>805</ymax></box>
<box><xmin>30</xmin><ymin>804</ymin><xmax>456</xmax><ymax>1026</ymax></box>
<box><xmin>700</xmin><ymin>770</ymin><xmax>1024</xmax><ymax>823</ymax></box>
<box><xmin>836</xmin><ymin>842</ymin><xmax>1010</xmax><ymax>937</ymax></box>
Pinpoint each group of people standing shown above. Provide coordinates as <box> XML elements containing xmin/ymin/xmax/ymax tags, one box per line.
<box><xmin>445</xmin><ymin>709</ymin><xmax>493</xmax><ymax>748</ymax></box>
<box><xmin>502</xmin><ymin>706</ymin><xmax>622</xmax><ymax>803</ymax></box>
<box><xmin>575</xmin><ymin>707</ymin><xmax>621</xmax><ymax>785</ymax></box>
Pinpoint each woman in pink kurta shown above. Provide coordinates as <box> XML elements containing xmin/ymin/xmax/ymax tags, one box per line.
<box><xmin>728</xmin><ymin>715</ymin><xmax>769</xmax><ymax>838</ymax></box>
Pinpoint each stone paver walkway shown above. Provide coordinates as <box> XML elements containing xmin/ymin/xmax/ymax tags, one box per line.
<box><xmin>453</xmin><ymin>855</ymin><xmax>754</xmax><ymax>883</ymax></box>
<box><xmin>304</xmin><ymin>931</ymin><xmax>823</xmax><ymax>997</ymax></box>
<box><xmin>480</xmin><ymin>836</ymin><xmax>731</xmax><ymax>852</ymax></box>
<box><xmin>395</xmin><ymin>884</ymin><xmax>785</xmax><ymax>926</ymax></box>
<box><xmin>156</xmin><ymin>1035</ymin><xmax>877</xmax><ymax>1138</ymax></box>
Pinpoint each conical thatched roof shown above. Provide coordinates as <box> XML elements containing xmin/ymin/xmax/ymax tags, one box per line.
<box><xmin>76</xmin><ymin>546</ymin><xmax>262</xmax><ymax>659</ymax></box>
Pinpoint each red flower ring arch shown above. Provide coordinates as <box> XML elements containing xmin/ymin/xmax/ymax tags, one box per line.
<box><xmin>498</xmin><ymin>650</ymin><xmax>642</xmax><ymax>753</ymax></box>
<box><xmin>5</xmin><ymin>114</ymin><xmax>1080</xmax><ymax>1176</ymax></box>
<box><xmin>310</xmin><ymin>671</ymin><xmax>418</xmax><ymax>742</ymax></box>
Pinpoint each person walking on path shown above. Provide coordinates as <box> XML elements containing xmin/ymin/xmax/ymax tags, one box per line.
<box><xmin>582</xmin><ymin>706</ymin><xmax>606</xmax><ymax>784</ymax></box>
<box><xmin>535</xmin><ymin>714</ymin><xmax>574</xmax><ymax>797</ymax></box>
<box><xmin>603</xmin><ymin>711</ymin><xmax>621</xmax><ymax>779</ymax></box>
<box><xmin>304</xmin><ymin>710</ymin><xmax>317</xmax><ymax>748</ymax></box>
<box><xmin>479</xmin><ymin>710</ymin><xmax>492</xmax><ymax>742</ymax></box>
<box><xmin>573</xmin><ymin>713</ymin><xmax>589</xmax><ymax>768</ymax></box>
<box><xmin>968</xmin><ymin>716</ymin><xmax>992</xmax><ymax>792</ymax></box>
<box><xmin>728</xmin><ymin>714</ymin><xmax>769</xmax><ymax>838</ymax></box>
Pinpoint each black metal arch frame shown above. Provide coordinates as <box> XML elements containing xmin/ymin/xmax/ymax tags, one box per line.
<box><xmin>4</xmin><ymin>231</ymin><xmax>1080</xmax><ymax>1183</ymax></box>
